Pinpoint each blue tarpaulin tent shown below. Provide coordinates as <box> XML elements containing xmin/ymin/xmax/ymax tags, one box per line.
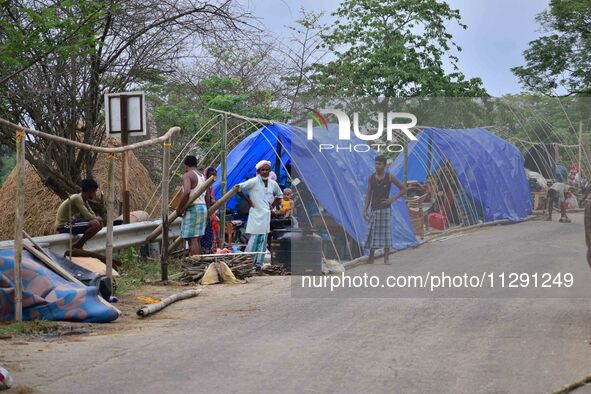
<box><xmin>213</xmin><ymin>123</ymin><xmax>419</xmax><ymax>251</ymax></box>
<box><xmin>391</xmin><ymin>128</ymin><xmax>531</xmax><ymax>222</ymax></box>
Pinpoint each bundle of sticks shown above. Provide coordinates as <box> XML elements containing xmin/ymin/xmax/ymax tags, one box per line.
<box><xmin>179</xmin><ymin>253</ymin><xmax>255</xmax><ymax>283</ymax></box>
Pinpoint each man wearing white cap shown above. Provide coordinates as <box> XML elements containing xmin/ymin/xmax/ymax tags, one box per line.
<box><xmin>237</xmin><ymin>160</ymin><xmax>283</xmax><ymax>268</ymax></box>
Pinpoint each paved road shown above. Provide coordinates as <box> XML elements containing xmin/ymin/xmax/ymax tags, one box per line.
<box><xmin>4</xmin><ymin>213</ymin><xmax>591</xmax><ymax>393</ymax></box>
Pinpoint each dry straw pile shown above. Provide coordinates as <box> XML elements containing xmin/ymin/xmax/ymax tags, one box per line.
<box><xmin>0</xmin><ymin>150</ymin><xmax>161</xmax><ymax>240</ymax></box>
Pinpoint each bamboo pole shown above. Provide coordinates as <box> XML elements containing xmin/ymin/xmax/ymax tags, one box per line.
<box><xmin>13</xmin><ymin>128</ymin><xmax>25</xmax><ymax>322</ymax></box>
<box><xmin>168</xmin><ymin>185</ymin><xmax>239</xmax><ymax>254</ymax></box>
<box><xmin>208</xmin><ymin>108</ymin><xmax>275</xmax><ymax>126</ymax></box>
<box><xmin>136</xmin><ymin>288</ymin><xmax>201</xmax><ymax>317</ymax></box>
<box><xmin>579</xmin><ymin>120</ymin><xmax>583</xmax><ymax>178</ymax></box>
<box><xmin>161</xmin><ymin>138</ymin><xmax>171</xmax><ymax>282</ymax></box>
<box><xmin>145</xmin><ymin>176</ymin><xmax>215</xmax><ymax>243</ymax></box>
<box><xmin>403</xmin><ymin>144</ymin><xmax>409</xmax><ymax>186</ymax></box>
<box><xmin>220</xmin><ymin>113</ymin><xmax>228</xmax><ymax>246</ymax></box>
<box><xmin>0</xmin><ymin>118</ymin><xmax>179</xmax><ymax>153</ymax></box>
<box><xmin>105</xmin><ymin>155</ymin><xmax>115</xmax><ymax>287</ymax></box>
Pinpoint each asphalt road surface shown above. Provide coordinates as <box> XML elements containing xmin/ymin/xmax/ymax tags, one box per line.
<box><xmin>4</xmin><ymin>213</ymin><xmax>591</xmax><ymax>393</ymax></box>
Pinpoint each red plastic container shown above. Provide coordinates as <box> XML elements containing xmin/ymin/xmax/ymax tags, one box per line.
<box><xmin>428</xmin><ymin>212</ymin><xmax>447</xmax><ymax>230</ymax></box>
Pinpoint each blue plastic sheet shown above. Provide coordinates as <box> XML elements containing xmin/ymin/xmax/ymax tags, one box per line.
<box><xmin>0</xmin><ymin>250</ymin><xmax>120</xmax><ymax>322</ymax></box>
<box><xmin>391</xmin><ymin>128</ymin><xmax>532</xmax><ymax>222</ymax></box>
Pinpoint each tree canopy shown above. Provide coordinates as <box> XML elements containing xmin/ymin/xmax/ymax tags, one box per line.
<box><xmin>512</xmin><ymin>0</ymin><xmax>591</xmax><ymax>96</ymax></box>
<box><xmin>309</xmin><ymin>0</ymin><xmax>486</xmax><ymax>98</ymax></box>
<box><xmin>0</xmin><ymin>0</ymin><xmax>251</xmax><ymax>198</ymax></box>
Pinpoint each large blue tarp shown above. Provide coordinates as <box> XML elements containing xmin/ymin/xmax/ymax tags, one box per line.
<box><xmin>213</xmin><ymin>123</ymin><xmax>419</xmax><ymax>250</ymax></box>
<box><xmin>0</xmin><ymin>250</ymin><xmax>120</xmax><ymax>322</ymax></box>
<box><xmin>391</xmin><ymin>128</ymin><xmax>532</xmax><ymax>222</ymax></box>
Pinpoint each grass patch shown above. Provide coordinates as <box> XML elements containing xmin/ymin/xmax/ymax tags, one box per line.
<box><xmin>0</xmin><ymin>320</ymin><xmax>59</xmax><ymax>337</ymax></box>
<box><xmin>114</xmin><ymin>248</ymin><xmax>182</xmax><ymax>294</ymax></box>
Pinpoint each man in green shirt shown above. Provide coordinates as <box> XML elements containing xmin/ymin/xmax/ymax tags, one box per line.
<box><xmin>55</xmin><ymin>179</ymin><xmax>103</xmax><ymax>250</ymax></box>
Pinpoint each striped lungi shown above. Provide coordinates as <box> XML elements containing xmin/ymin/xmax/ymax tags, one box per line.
<box><xmin>181</xmin><ymin>203</ymin><xmax>207</xmax><ymax>239</ymax></box>
<box><xmin>364</xmin><ymin>206</ymin><xmax>393</xmax><ymax>249</ymax></box>
<box><xmin>246</xmin><ymin>233</ymin><xmax>267</xmax><ymax>267</ymax></box>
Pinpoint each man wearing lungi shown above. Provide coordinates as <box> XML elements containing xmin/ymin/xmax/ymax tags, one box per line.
<box><xmin>237</xmin><ymin>160</ymin><xmax>283</xmax><ymax>268</ymax></box>
<box><xmin>363</xmin><ymin>155</ymin><xmax>407</xmax><ymax>265</ymax></box>
<box><xmin>177</xmin><ymin>155</ymin><xmax>210</xmax><ymax>256</ymax></box>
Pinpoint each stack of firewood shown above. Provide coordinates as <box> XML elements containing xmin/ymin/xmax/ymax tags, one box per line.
<box><xmin>179</xmin><ymin>254</ymin><xmax>255</xmax><ymax>282</ymax></box>
<box><xmin>261</xmin><ymin>264</ymin><xmax>287</xmax><ymax>276</ymax></box>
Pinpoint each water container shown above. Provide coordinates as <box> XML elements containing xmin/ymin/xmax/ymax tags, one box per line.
<box><xmin>271</xmin><ymin>229</ymin><xmax>323</xmax><ymax>275</ymax></box>
<box><xmin>428</xmin><ymin>212</ymin><xmax>447</xmax><ymax>231</ymax></box>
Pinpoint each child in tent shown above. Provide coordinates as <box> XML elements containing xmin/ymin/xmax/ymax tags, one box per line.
<box><xmin>277</xmin><ymin>188</ymin><xmax>294</xmax><ymax>218</ymax></box>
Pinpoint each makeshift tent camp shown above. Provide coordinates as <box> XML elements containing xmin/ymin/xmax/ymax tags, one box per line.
<box><xmin>0</xmin><ymin>250</ymin><xmax>120</xmax><ymax>322</ymax></box>
<box><xmin>213</xmin><ymin>123</ymin><xmax>418</xmax><ymax>251</ymax></box>
<box><xmin>391</xmin><ymin>128</ymin><xmax>531</xmax><ymax>222</ymax></box>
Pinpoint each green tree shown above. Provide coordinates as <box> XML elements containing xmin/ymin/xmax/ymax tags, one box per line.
<box><xmin>0</xmin><ymin>0</ymin><xmax>249</xmax><ymax>199</ymax></box>
<box><xmin>512</xmin><ymin>0</ymin><xmax>591</xmax><ymax>96</ymax></box>
<box><xmin>143</xmin><ymin>74</ymin><xmax>287</xmax><ymax>177</ymax></box>
<box><xmin>309</xmin><ymin>0</ymin><xmax>486</xmax><ymax>98</ymax></box>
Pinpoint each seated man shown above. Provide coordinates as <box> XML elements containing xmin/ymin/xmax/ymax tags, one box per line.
<box><xmin>55</xmin><ymin>179</ymin><xmax>103</xmax><ymax>250</ymax></box>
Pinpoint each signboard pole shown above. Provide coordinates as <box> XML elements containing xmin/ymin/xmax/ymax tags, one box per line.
<box><xmin>120</xmin><ymin>96</ymin><xmax>130</xmax><ymax>224</ymax></box>
<box><xmin>104</xmin><ymin>91</ymin><xmax>147</xmax><ymax>225</ymax></box>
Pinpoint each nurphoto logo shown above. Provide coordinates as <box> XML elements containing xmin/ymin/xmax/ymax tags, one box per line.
<box><xmin>305</xmin><ymin>108</ymin><xmax>417</xmax><ymax>153</ymax></box>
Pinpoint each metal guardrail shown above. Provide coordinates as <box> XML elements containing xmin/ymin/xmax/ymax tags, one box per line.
<box><xmin>0</xmin><ymin>219</ymin><xmax>182</xmax><ymax>255</ymax></box>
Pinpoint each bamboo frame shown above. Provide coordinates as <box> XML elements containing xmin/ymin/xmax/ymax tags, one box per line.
<box><xmin>0</xmin><ymin>116</ymin><xmax>180</xmax><ymax>320</ymax></box>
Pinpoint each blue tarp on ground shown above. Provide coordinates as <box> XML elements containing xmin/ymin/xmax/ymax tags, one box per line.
<box><xmin>391</xmin><ymin>128</ymin><xmax>532</xmax><ymax>222</ymax></box>
<box><xmin>0</xmin><ymin>250</ymin><xmax>120</xmax><ymax>322</ymax></box>
<box><xmin>213</xmin><ymin>123</ymin><xmax>419</xmax><ymax>250</ymax></box>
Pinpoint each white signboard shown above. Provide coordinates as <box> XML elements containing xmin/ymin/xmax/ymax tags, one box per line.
<box><xmin>104</xmin><ymin>91</ymin><xmax>147</xmax><ymax>137</ymax></box>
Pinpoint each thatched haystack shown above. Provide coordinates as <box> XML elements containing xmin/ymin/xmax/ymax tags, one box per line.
<box><xmin>0</xmin><ymin>150</ymin><xmax>161</xmax><ymax>240</ymax></box>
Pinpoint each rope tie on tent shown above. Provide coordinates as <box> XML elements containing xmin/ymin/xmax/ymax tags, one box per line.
<box><xmin>14</xmin><ymin>128</ymin><xmax>25</xmax><ymax>143</ymax></box>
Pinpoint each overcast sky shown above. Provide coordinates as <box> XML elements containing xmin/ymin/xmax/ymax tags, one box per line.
<box><xmin>243</xmin><ymin>0</ymin><xmax>548</xmax><ymax>96</ymax></box>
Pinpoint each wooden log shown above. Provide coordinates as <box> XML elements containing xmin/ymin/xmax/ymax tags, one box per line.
<box><xmin>23</xmin><ymin>243</ymin><xmax>85</xmax><ymax>286</ymax></box>
<box><xmin>136</xmin><ymin>288</ymin><xmax>201</xmax><ymax>317</ymax></box>
<box><xmin>145</xmin><ymin>176</ymin><xmax>215</xmax><ymax>243</ymax></box>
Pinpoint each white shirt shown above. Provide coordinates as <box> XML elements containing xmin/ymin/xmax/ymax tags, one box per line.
<box><xmin>238</xmin><ymin>176</ymin><xmax>283</xmax><ymax>234</ymax></box>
